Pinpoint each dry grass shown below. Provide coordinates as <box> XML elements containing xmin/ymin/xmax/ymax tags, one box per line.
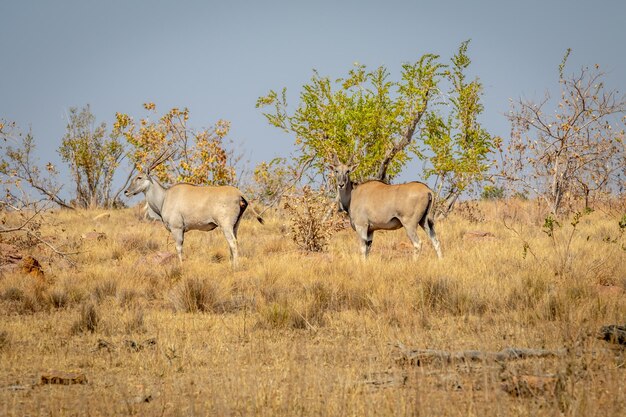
<box><xmin>71</xmin><ymin>301</ymin><xmax>100</xmax><ymax>334</ymax></box>
<box><xmin>0</xmin><ymin>201</ymin><xmax>625</xmax><ymax>416</ymax></box>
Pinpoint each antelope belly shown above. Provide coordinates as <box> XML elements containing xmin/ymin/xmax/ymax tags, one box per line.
<box><xmin>197</xmin><ymin>222</ymin><xmax>218</xmax><ymax>231</ymax></box>
<box><xmin>370</xmin><ymin>217</ymin><xmax>402</xmax><ymax>230</ymax></box>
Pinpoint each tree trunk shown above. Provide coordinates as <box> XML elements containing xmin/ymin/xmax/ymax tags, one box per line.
<box><xmin>375</xmin><ymin>91</ymin><xmax>430</xmax><ymax>181</ymax></box>
<box><xmin>434</xmin><ymin>190</ymin><xmax>459</xmax><ymax>220</ymax></box>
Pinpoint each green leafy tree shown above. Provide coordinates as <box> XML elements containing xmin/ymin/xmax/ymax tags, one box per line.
<box><xmin>257</xmin><ymin>54</ymin><xmax>444</xmax><ymax>183</ymax></box>
<box><xmin>257</xmin><ymin>42</ymin><xmax>494</xmax><ymax>217</ymax></box>
<box><xmin>59</xmin><ymin>105</ymin><xmax>125</xmax><ymax>208</ymax></box>
<box><xmin>422</xmin><ymin>41</ymin><xmax>496</xmax><ymax>216</ymax></box>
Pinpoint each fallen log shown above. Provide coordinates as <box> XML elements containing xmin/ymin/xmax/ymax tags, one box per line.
<box><xmin>395</xmin><ymin>346</ymin><xmax>566</xmax><ymax>366</ymax></box>
<box><xmin>40</xmin><ymin>371</ymin><xmax>88</xmax><ymax>385</ymax></box>
<box><xmin>598</xmin><ymin>325</ymin><xmax>626</xmax><ymax>346</ymax></box>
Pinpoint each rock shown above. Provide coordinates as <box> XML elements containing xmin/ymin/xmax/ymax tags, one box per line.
<box><xmin>360</xmin><ymin>371</ymin><xmax>408</xmax><ymax>389</ymax></box>
<box><xmin>81</xmin><ymin>232</ymin><xmax>106</xmax><ymax>241</ymax></box>
<box><xmin>124</xmin><ymin>339</ymin><xmax>141</xmax><ymax>351</ymax></box>
<box><xmin>598</xmin><ymin>324</ymin><xmax>626</xmax><ymax>346</ymax></box>
<box><xmin>501</xmin><ymin>374</ymin><xmax>559</xmax><ymax>397</ymax></box>
<box><xmin>21</xmin><ymin>255</ymin><xmax>44</xmax><ymax>278</ymax></box>
<box><xmin>7</xmin><ymin>384</ymin><xmax>31</xmax><ymax>391</ymax></box>
<box><xmin>0</xmin><ymin>243</ymin><xmax>22</xmax><ymax>265</ymax></box>
<box><xmin>596</xmin><ymin>285</ymin><xmax>624</xmax><ymax>297</ymax></box>
<box><xmin>40</xmin><ymin>371</ymin><xmax>88</xmax><ymax>385</ymax></box>
<box><xmin>92</xmin><ymin>339</ymin><xmax>116</xmax><ymax>352</ymax></box>
<box><xmin>0</xmin><ymin>245</ymin><xmax>44</xmax><ymax>279</ymax></box>
<box><xmin>131</xmin><ymin>394</ymin><xmax>155</xmax><ymax>403</ymax></box>
<box><xmin>463</xmin><ymin>231</ymin><xmax>497</xmax><ymax>241</ymax></box>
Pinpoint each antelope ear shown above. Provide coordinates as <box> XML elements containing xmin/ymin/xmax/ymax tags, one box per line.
<box><xmin>348</xmin><ymin>163</ymin><xmax>358</xmax><ymax>172</ymax></box>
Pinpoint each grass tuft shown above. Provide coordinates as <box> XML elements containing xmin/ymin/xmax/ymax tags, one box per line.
<box><xmin>117</xmin><ymin>287</ymin><xmax>140</xmax><ymax>308</ymax></box>
<box><xmin>169</xmin><ymin>278</ymin><xmax>223</xmax><ymax>313</ymax></box>
<box><xmin>92</xmin><ymin>279</ymin><xmax>117</xmax><ymax>303</ymax></box>
<box><xmin>71</xmin><ymin>302</ymin><xmax>100</xmax><ymax>334</ymax></box>
<box><xmin>124</xmin><ymin>308</ymin><xmax>146</xmax><ymax>334</ymax></box>
<box><xmin>0</xmin><ymin>330</ymin><xmax>9</xmax><ymax>352</ymax></box>
<box><xmin>2</xmin><ymin>286</ymin><xmax>24</xmax><ymax>302</ymax></box>
<box><xmin>49</xmin><ymin>288</ymin><xmax>69</xmax><ymax>309</ymax></box>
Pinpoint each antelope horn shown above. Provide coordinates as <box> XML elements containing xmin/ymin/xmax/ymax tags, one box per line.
<box><xmin>147</xmin><ymin>148</ymin><xmax>176</xmax><ymax>173</ymax></box>
<box><xmin>324</xmin><ymin>150</ymin><xmax>338</xmax><ymax>167</ymax></box>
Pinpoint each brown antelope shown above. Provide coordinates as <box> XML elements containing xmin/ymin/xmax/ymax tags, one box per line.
<box><xmin>329</xmin><ymin>156</ymin><xmax>442</xmax><ymax>259</ymax></box>
<box><xmin>124</xmin><ymin>151</ymin><xmax>264</xmax><ymax>267</ymax></box>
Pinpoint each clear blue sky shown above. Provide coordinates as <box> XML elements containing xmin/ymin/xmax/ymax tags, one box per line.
<box><xmin>1</xmin><ymin>0</ymin><xmax>625</xmax><ymax>187</ymax></box>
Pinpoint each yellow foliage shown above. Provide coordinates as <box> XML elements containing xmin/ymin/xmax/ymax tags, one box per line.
<box><xmin>115</xmin><ymin>103</ymin><xmax>236</xmax><ymax>186</ymax></box>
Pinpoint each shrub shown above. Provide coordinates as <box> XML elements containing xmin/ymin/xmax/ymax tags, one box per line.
<box><xmin>1</xmin><ymin>283</ymin><xmax>51</xmax><ymax>314</ymax></box>
<box><xmin>283</xmin><ymin>186</ymin><xmax>343</xmax><ymax>252</ymax></box>
<box><xmin>481</xmin><ymin>185</ymin><xmax>505</xmax><ymax>200</ymax></box>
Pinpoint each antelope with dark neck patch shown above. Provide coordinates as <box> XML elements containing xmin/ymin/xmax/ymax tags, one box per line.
<box><xmin>330</xmin><ymin>156</ymin><xmax>442</xmax><ymax>259</ymax></box>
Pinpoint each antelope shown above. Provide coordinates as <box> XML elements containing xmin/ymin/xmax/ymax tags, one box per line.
<box><xmin>124</xmin><ymin>151</ymin><xmax>264</xmax><ymax>267</ymax></box>
<box><xmin>329</xmin><ymin>156</ymin><xmax>442</xmax><ymax>259</ymax></box>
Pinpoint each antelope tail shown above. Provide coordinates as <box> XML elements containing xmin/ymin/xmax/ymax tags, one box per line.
<box><xmin>419</xmin><ymin>192</ymin><xmax>435</xmax><ymax>229</ymax></box>
<box><xmin>249</xmin><ymin>204</ymin><xmax>265</xmax><ymax>224</ymax></box>
<box><xmin>240</xmin><ymin>196</ymin><xmax>265</xmax><ymax>224</ymax></box>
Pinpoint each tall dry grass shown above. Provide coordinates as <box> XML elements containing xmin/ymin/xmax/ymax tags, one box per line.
<box><xmin>0</xmin><ymin>200</ymin><xmax>625</xmax><ymax>416</ymax></box>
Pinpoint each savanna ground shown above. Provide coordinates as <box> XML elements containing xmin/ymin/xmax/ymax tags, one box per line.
<box><xmin>1</xmin><ymin>199</ymin><xmax>625</xmax><ymax>416</ymax></box>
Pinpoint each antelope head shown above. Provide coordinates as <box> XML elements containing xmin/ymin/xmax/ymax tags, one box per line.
<box><xmin>124</xmin><ymin>172</ymin><xmax>152</xmax><ymax>197</ymax></box>
<box><xmin>124</xmin><ymin>149</ymin><xmax>175</xmax><ymax>197</ymax></box>
<box><xmin>328</xmin><ymin>154</ymin><xmax>357</xmax><ymax>190</ymax></box>
<box><xmin>328</xmin><ymin>154</ymin><xmax>358</xmax><ymax>213</ymax></box>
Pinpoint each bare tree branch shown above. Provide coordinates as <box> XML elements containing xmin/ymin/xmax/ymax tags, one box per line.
<box><xmin>504</xmin><ymin>62</ymin><xmax>625</xmax><ymax>214</ymax></box>
<box><xmin>257</xmin><ymin>155</ymin><xmax>315</xmax><ymax>216</ymax></box>
<box><xmin>0</xmin><ymin>210</ymin><xmax>41</xmax><ymax>233</ymax></box>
